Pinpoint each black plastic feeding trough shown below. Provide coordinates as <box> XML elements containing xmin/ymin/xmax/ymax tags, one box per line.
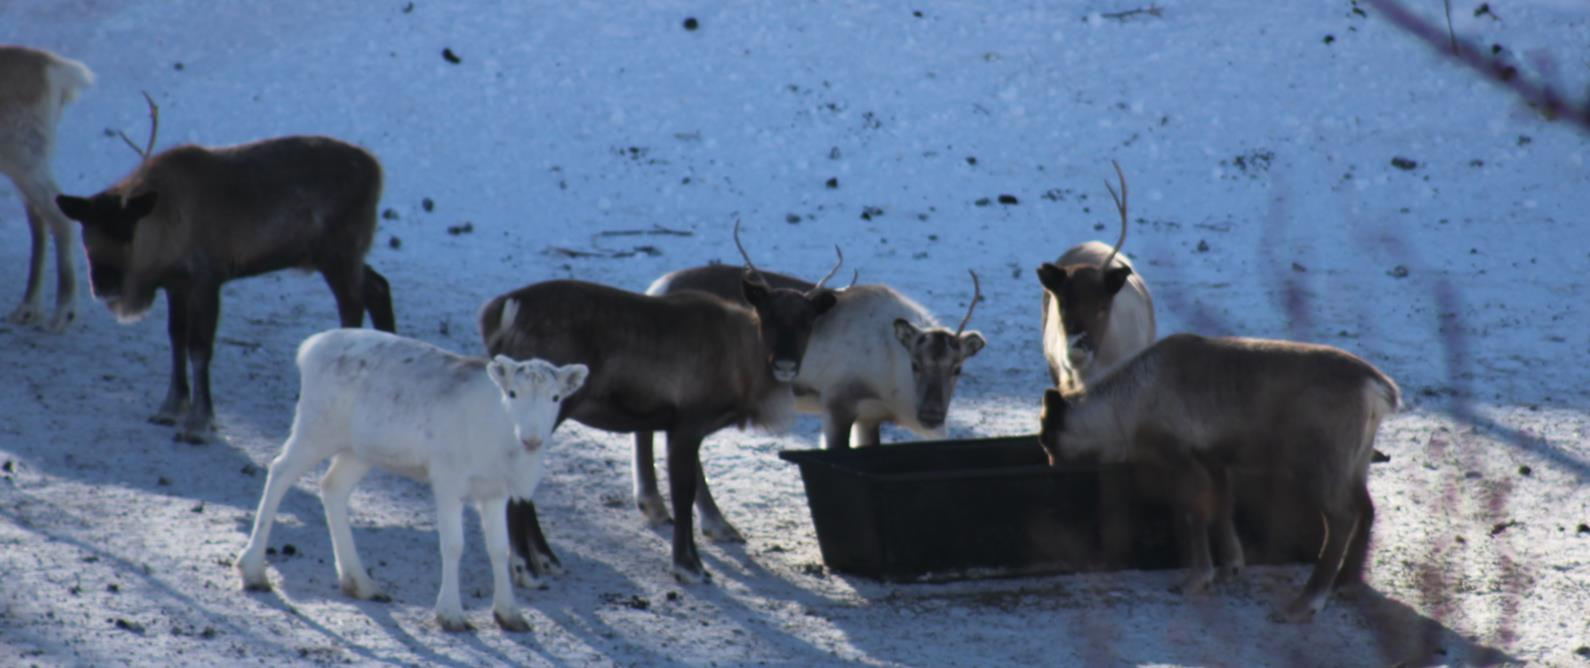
<box><xmin>779</xmin><ymin>436</ymin><xmax>1321</xmax><ymax>582</ymax></box>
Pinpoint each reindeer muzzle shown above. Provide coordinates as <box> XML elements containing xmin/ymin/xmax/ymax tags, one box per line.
<box><xmin>771</xmin><ymin>360</ymin><xmax>799</xmax><ymax>383</ymax></box>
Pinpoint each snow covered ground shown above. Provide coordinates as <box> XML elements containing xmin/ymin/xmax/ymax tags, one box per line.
<box><xmin>2</xmin><ymin>1</ymin><xmax>1587</xmax><ymax>665</ymax></box>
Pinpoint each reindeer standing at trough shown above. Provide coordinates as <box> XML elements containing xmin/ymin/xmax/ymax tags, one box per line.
<box><xmin>632</xmin><ymin>236</ymin><xmax>985</xmax><ymax>533</ymax></box>
<box><xmin>55</xmin><ymin>104</ymin><xmax>395</xmax><ymax>442</ymax></box>
<box><xmin>1</xmin><ymin>46</ymin><xmax>94</xmax><ymax>332</ymax></box>
<box><xmin>1036</xmin><ymin>162</ymin><xmax>1155</xmax><ymax>391</ymax></box>
<box><xmin>236</xmin><ymin>329</ymin><xmax>587</xmax><ymax>632</ymax></box>
<box><xmin>478</xmin><ymin>226</ymin><xmax>836</xmax><ymax>583</ymax></box>
<box><xmin>1038</xmin><ymin>333</ymin><xmax>1400</xmax><ymax>622</ymax></box>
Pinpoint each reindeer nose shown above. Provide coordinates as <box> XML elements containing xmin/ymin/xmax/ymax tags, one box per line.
<box><xmin>521</xmin><ymin>435</ymin><xmax>544</xmax><ymax>452</ymax></box>
<box><xmin>772</xmin><ymin>360</ymin><xmax>799</xmax><ymax>382</ymax></box>
<box><xmin>918</xmin><ymin>409</ymin><xmax>946</xmax><ymax>428</ymax></box>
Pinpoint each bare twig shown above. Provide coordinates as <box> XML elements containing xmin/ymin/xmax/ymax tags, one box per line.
<box><xmin>115</xmin><ymin>91</ymin><xmax>159</xmax><ymax>161</ymax></box>
<box><xmin>593</xmin><ymin>225</ymin><xmax>694</xmax><ymax>238</ymax></box>
<box><xmin>1367</xmin><ymin>0</ymin><xmax>1590</xmax><ymax>132</ymax></box>
<box><xmin>1442</xmin><ymin>0</ymin><xmax>1457</xmax><ymax>55</ymax></box>
<box><xmin>955</xmin><ymin>270</ymin><xmax>981</xmax><ymax>336</ymax></box>
<box><xmin>1101</xmin><ymin>160</ymin><xmax>1128</xmax><ymax>270</ymax></box>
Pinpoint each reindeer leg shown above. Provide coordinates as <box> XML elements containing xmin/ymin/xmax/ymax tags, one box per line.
<box><xmin>175</xmin><ymin>284</ymin><xmax>221</xmax><ymax>444</ymax></box>
<box><xmin>506</xmin><ymin>498</ymin><xmax>559</xmax><ymax>588</ymax></box>
<box><xmin>695</xmin><ymin>459</ymin><xmax>743</xmax><ymax>543</ymax></box>
<box><xmin>151</xmin><ymin>287</ymin><xmax>191</xmax><ymax>426</ymax></box>
<box><xmin>479</xmin><ymin>497</ymin><xmax>529</xmax><ymax>632</ymax></box>
<box><xmin>322</xmin><ymin>454</ymin><xmax>384</xmax><ymax>601</ymax></box>
<box><xmin>821</xmin><ymin>401</ymin><xmax>857</xmax><ymax>450</ymax></box>
<box><xmin>632</xmin><ymin>431</ymin><xmax>671</xmax><ymax>526</ymax></box>
<box><xmin>1274</xmin><ymin>506</ymin><xmax>1358</xmax><ymax>623</ymax></box>
<box><xmin>1334</xmin><ymin>482</ymin><xmax>1375</xmax><ymax>592</ymax></box>
<box><xmin>361</xmin><ymin>265</ymin><xmax>395</xmax><ymax>333</ymax></box>
<box><xmin>7</xmin><ymin>184</ymin><xmax>50</xmax><ymax>327</ymax></box>
<box><xmin>42</xmin><ymin>193</ymin><xmax>77</xmax><ymax>332</ymax></box>
<box><xmin>665</xmin><ymin>429</ymin><xmax>708</xmax><ymax>583</ymax></box>
<box><xmin>1209</xmin><ymin>464</ymin><xmax>1245</xmax><ymax>581</ymax></box>
<box><xmin>1159</xmin><ymin>447</ymin><xmax>1217</xmax><ymax>595</ymax></box>
<box><xmin>322</xmin><ymin>263</ymin><xmax>366</xmax><ymax>328</ymax></box>
<box><xmin>851</xmin><ymin>419</ymin><xmax>883</xmax><ymax>447</ymax></box>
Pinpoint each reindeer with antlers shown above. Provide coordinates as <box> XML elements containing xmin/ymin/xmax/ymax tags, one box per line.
<box><xmin>629</xmin><ymin>229</ymin><xmax>987</xmax><ymax>533</ymax></box>
<box><xmin>54</xmin><ymin>96</ymin><xmax>394</xmax><ymax>442</ymax></box>
<box><xmin>479</xmin><ymin>221</ymin><xmax>837</xmax><ymax>583</ymax></box>
<box><xmin>1036</xmin><ymin>161</ymin><xmax>1156</xmax><ymax>390</ymax></box>
<box><xmin>1</xmin><ymin>46</ymin><xmax>94</xmax><ymax>332</ymax></box>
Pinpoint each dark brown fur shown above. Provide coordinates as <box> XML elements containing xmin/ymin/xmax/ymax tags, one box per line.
<box><xmin>480</xmin><ymin>277</ymin><xmax>831</xmax><ymax>582</ymax></box>
<box><xmin>1038</xmin><ymin>333</ymin><xmax>1399</xmax><ymax>622</ymax></box>
<box><xmin>56</xmin><ymin>135</ymin><xmax>394</xmax><ymax>442</ymax></box>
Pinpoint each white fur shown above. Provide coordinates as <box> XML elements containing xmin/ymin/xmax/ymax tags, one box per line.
<box><xmin>1</xmin><ymin>47</ymin><xmax>93</xmax><ymax>332</ymax></box>
<box><xmin>792</xmin><ymin>284</ymin><xmax>974</xmax><ymax>447</ymax></box>
<box><xmin>1044</xmin><ymin>240</ymin><xmax>1156</xmax><ymax>386</ymax></box>
<box><xmin>234</xmin><ymin>328</ymin><xmax>587</xmax><ymax>632</ymax></box>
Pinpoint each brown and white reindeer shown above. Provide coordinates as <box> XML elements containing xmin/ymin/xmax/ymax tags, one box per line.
<box><xmin>478</xmin><ymin>224</ymin><xmax>836</xmax><ymax>584</ymax></box>
<box><xmin>1</xmin><ymin>45</ymin><xmax>94</xmax><ymax>332</ymax></box>
<box><xmin>55</xmin><ymin>109</ymin><xmax>395</xmax><ymax>443</ymax></box>
<box><xmin>1036</xmin><ymin>161</ymin><xmax>1155</xmax><ymax>391</ymax></box>
<box><xmin>1037</xmin><ymin>333</ymin><xmax>1400</xmax><ymax>623</ymax></box>
<box><xmin>632</xmin><ymin>244</ymin><xmax>985</xmax><ymax>535</ymax></box>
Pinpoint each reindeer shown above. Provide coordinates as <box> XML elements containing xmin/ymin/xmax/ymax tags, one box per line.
<box><xmin>478</xmin><ymin>225</ymin><xmax>836</xmax><ymax>583</ymax></box>
<box><xmin>1036</xmin><ymin>161</ymin><xmax>1155</xmax><ymax>391</ymax></box>
<box><xmin>632</xmin><ymin>255</ymin><xmax>985</xmax><ymax>533</ymax></box>
<box><xmin>1037</xmin><ymin>333</ymin><xmax>1399</xmax><ymax>623</ymax></box>
<box><xmin>235</xmin><ymin>328</ymin><xmax>587</xmax><ymax>632</ymax></box>
<box><xmin>54</xmin><ymin>111</ymin><xmax>395</xmax><ymax>443</ymax></box>
<box><xmin>1</xmin><ymin>46</ymin><xmax>94</xmax><ymax>332</ymax></box>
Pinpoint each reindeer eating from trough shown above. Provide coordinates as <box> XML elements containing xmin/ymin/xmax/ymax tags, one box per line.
<box><xmin>631</xmin><ymin>232</ymin><xmax>986</xmax><ymax>534</ymax></box>
<box><xmin>236</xmin><ymin>329</ymin><xmax>587</xmax><ymax>632</ymax></box>
<box><xmin>1</xmin><ymin>45</ymin><xmax>94</xmax><ymax>332</ymax></box>
<box><xmin>478</xmin><ymin>224</ymin><xmax>836</xmax><ymax>583</ymax></box>
<box><xmin>1037</xmin><ymin>333</ymin><xmax>1400</xmax><ymax>623</ymax></box>
<box><xmin>54</xmin><ymin>101</ymin><xmax>395</xmax><ymax>443</ymax></box>
<box><xmin>1036</xmin><ymin>161</ymin><xmax>1155</xmax><ymax>391</ymax></box>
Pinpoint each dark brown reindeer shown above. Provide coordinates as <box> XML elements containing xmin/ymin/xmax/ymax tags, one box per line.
<box><xmin>478</xmin><ymin>224</ymin><xmax>836</xmax><ymax>583</ymax></box>
<box><xmin>1</xmin><ymin>45</ymin><xmax>94</xmax><ymax>332</ymax></box>
<box><xmin>1038</xmin><ymin>333</ymin><xmax>1399</xmax><ymax>623</ymax></box>
<box><xmin>634</xmin><ymin>256</ymin><xmax>985</xmax><ymax>538</ymax></box>
<box><xmin>1036</xmin><ymin>161</ymin><xmax>1155</xmax><ymax>391</ymax></box>
<box><xmin>55</xmin><ymin>104</ymin><xmax>394</xmax><ymax>442</ymax></box>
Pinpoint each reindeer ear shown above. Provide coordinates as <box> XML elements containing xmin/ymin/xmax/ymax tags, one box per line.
<box><xmin>959</xmin><ymin>331</ymin><xmax>986</xmax><ymax>358</ymax></box>
<box><xmin>810</xmin><ymin>289</ymin><xmax>838</xmax><ymax>315</ymax></box>
<box><xmin>892</xmin><ymin>318</ymin><xmax>919</xmax><ymax>348</ymax></box>
<box><xmin>1104</xmin><ymin>266</ymin><xmax>1133</xmax><ymax>296</ymax></box>
<box><xmin>741</xmin><ymin>277</ymin><xmax>769</xmax><ymax>307</ymax></box>
<box><xmin>486</xmin><ymin>355</ymin><xmax>516</xmax><ymax>389</ymax></box>
<box><xmin>124</xmin><ymin>191</ymin><xmax>158</xmax><ymax>221</ymax></box>
<box><xmin>55</xmin><ymin>195</ymin><xmax>96</xmax><ymax>224</ymax></box>
<box><xmin>557</xmin><ymin>363</ymin><xmax>589</xmax><ymax>395</ymax></box>
<box><xmin>1036</xmin><ymin>263</ymin><xmax>1067</xmax><ymax>294</ymax></box>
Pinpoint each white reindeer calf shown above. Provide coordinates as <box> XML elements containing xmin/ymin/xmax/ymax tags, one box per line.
<box><xmin>235</xmin><ymin>329</ymin><xmax>587</xmax><ymax>632</ymax></box>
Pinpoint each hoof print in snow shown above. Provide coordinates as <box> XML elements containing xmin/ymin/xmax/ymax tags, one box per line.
<box><xmin>1390</xmin><ymin>156</ymin><xmax>1418</xmax><ymax>170</ymax></box>
<box><xmin>442</xmin><ymin>48</ymin><xmax>461</xmax><ymax>64</ymax></box>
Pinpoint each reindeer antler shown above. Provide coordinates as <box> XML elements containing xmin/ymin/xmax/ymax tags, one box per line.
<box><xmin>846</xmin><ymin>269</ymin><xmax>860</xmax><ymax>289</ymax></box>
<box><xmin>1101</xmin><ymin>159</ymin><xmax>1128</xmax><ymax>270</ymax></box>
<box><xmin>956</xmin><ymin>269</ymin><xmax>982</xmax><ymax>336</ymax></box>
<box><xmin>810</xmin><ymin>245</ymin><xmax>845</xmax><ymax>291</ymax></box>
<box><xmin>115</xmin><ymin>91</ymin><xmax>160</xmax><ymax>162</ymax></box>
<box><xmin>732</xmin><ymin>218</ymin><xmax>771</xmax><ymax>286</ymax></box>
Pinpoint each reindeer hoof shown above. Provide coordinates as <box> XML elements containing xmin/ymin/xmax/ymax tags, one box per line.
<box><xmin>339</xmin><ymin>576</ymin><xmax>386</xmax><ymax>602</ymax></box>
<box><xmin>494</xmin><ymin>610</ymin><xmax>532</xmax><ymax>633</ymax></box>
<box><xmin>6</xmin><ymin>304</ymin><xmax>41</xmax><ymax>326</ymax></box>
<box><xmin>701</xmin><ymin>521</ymin><xmax>745</xmax><ymax>544</ymax></box>
<box><xmin>44</xmin><ymin>308</ymin><xmax>75</xmax><ymax>333</ymax></box>
<box><xmin>511</xmin><ymin>559</ymin><xmax>546</xmax><ymax>590</ymax></box>
<box><xmin>1270</xmin><ymin>598</ymin><xmax>1320</xmax><ymax>624</ymax></box>
<box><xmin>239</xmin><ymin>572</ymin><xmax>272</xmax><ymax>592</ymax></box>
<box><xmin>637</xmin><ymin>497</ymin><xmax>672</xmax><ymax>527</ymax></box>
<box><xmin>173</xmin><ymin>428</ymin><xmax>214</xmax><ymax>445</ymax></box>
<box><xmin>436</xmin><ymin>612</ymin><xmax>473</xmax><ymax>632</ymax></box>
<box><xmin>671</xmin><ymin>563</ymin><xmax>710</xmax><ymax>585</ymax></box>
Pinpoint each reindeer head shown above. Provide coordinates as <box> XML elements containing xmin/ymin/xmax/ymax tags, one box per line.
<box><xmin>486</xmin><ymin>356</ymin><xmax>588</xmax><ymax>453</ymax></box>
<box><xmin>55</xmin><ymin>190</ymin><xmax>160</xmax><ymax>322</ymax></box>
<box><xmin>734</xmin><ymin>219</ymin><xmax>840</xmax><ymax>383</ymax></box>
<box><xmin>1037</xmin><ymin>388</ymin><xmax>1069</xmax><ymax>466</ymax></box>
<box><xmin>1036</xmin><ymin>160</ymin><xmax>1134</xmax><ymax>368</ymax></box>
<box><xmin>891</xmin><ymin>270</ymin><xmax>985</xmax><ymax>429</ymax></box>
<box><xmin>1036</xmin><ymin>260</ymin><xmax>1133</xmax><ymax>365</ymax></box>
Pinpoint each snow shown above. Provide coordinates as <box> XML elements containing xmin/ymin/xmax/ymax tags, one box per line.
<box><xmin>3</xmin><ymin>1</ymin><xmax>1588</xmax><ymax>665</ymax></box>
